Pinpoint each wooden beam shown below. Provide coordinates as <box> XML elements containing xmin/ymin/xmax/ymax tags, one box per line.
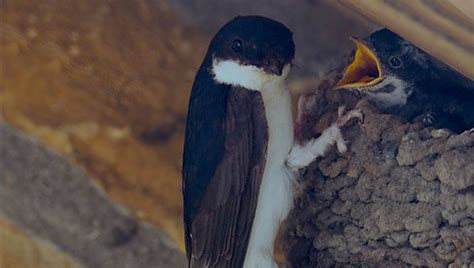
<box><xmin>448</xmin><ymin>0</ymin><xmax>474</xmax><ymax>21</ymax></box>
<box><xmin>336</xmin><ymin>0</ymin><xmax>474</xmax><ymax>80</ymax></box>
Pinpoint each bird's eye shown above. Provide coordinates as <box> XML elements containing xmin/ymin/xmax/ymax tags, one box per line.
<box><xmin>389</xmin><ymin>56</ymin><xmax>402</xmax><ymax>68</ymax></box>
<box><xmin>232</xmin><ymin>39</ymin><xmax>243</xmax><ymax>52</ymax></box>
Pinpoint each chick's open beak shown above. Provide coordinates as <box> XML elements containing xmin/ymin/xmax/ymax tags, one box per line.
<box><xmin>335</xmin><ymin>38</ymin><xmax>384</xmax><ymax>90</ymax></box>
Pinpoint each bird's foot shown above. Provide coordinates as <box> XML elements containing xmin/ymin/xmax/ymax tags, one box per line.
<box><xmin>421</xmin><ymin>110</ymin><xmax>436</xmax><ymax>126</ymax></box>
<box><xmin>332</xmin><ymin>106</ymin><xmax>363</xmax><ymax>153</ymax></box>
<box><xmin>286</xmin><ymin>106</ymin><xmax>362</xmax><ymax>170</ymax></box>
<box><xmin>335</xmin><ymin>105</ymin><xmax>363</xmax><ymax>128</ymax></box>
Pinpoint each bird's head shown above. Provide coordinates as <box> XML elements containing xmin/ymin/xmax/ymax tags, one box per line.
<box><xmin>207</xmin><ymin>16</ymin><xmax>295</xmax><ymax>90</ymax></box>
<box><xmin>334</xmin><ymin>29</ymin><xmax>429</xmax><ymax>104</ymax></box>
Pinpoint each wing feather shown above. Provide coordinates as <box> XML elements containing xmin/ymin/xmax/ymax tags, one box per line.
<box><xmin>183</xmin><ymin>84</ymin><xmax>268</xmax><ymax>268</ymax></box>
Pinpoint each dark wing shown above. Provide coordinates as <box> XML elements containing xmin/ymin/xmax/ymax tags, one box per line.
<box><xmin>414</xmin><ymin>59</ymin><xmax>474</xmax><ymax>133</ymax></box>
<box><xmin>183</xmin><ymin>74</ymin><xmax>268</xmax><ymax>268</ymax></box>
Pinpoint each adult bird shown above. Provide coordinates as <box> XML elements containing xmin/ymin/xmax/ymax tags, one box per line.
<box><xmin>183</xmin><ymin>16</ymin><xmax>361</xmax><ymax>268</ymax></box>
<box><xmin>334</xmin><ymin>29</ymin><xmax>474</xmax><ymax>134</ymax></box>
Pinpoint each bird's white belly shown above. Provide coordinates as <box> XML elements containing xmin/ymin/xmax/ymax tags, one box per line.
<box><xmin>212</xmin><ymin>60</ymin><xmax>295</xmax><ymax>267</ymax></box>
<box><xmin>244</xmin><ymin>83</ymin><xmax>295</xmax><ymax>268</ymax></box>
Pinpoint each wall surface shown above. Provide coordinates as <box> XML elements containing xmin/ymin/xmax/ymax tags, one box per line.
<box><xmin>0</xmin><ymin>122</ymin><xmax>186</xmax><ymax>268</ymax></box>
<box><xmin>167</xmin><ymin>0</ymin><xmax>377</xmax><ymax>79</ymax></box>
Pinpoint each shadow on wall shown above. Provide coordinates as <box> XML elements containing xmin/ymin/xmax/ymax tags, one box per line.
<box><xmin>0</xmin><ymin>0</ymin><xmax>206</xmax><ymax>255</ymax></box>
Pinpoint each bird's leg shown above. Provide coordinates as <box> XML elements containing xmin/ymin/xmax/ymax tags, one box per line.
<box><xmin>286</xmin><ymin>106</ymin><xmax>362</xmax><ymax>171</ymax></box>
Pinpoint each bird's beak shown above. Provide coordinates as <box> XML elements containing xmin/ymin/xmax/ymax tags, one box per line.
<box><xmin>267</xmin><ymin>63</ymin><xmax>284</xmax><ymax>76</ymax></box>
<box><xmin>334</xmin><ymin>38</ymin><xmax>385</xmax><ymax>90</ymax></box>
<box><xmin>265</xmin><ymin>46</ymin><xmax>294</xmax><ymax>76</ymax></box>
<box><xmin>265</xmin><ymin>58</ymin><xmax>287</xmax><ymax>76</ymax></box>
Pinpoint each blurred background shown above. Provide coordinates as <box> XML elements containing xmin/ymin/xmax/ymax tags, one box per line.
<box><xmin>0</xmin><ymin>0</ymin><xmax>471</xmax><ymax>267</ymax></box>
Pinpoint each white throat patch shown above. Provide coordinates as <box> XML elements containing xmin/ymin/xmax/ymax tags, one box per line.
<box><xmin>211</xmin><ymin>58</ymin><xmax>290</xmax><ymax>91</ymax></box>
<box><xmin>368</xmin><ymin>76</ymin><xmax>411</xmax><ymax>108</ymax></box>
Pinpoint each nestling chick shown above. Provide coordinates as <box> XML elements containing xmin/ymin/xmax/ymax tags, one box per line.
<box><xmin>335</xmin><ymin>29</ymin><xmax>474</xmax><ymax>134</ymax></box>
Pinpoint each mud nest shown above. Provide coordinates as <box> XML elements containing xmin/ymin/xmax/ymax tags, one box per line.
<box><xmin>283</xmin><ymin>81</ymin><xmax>474</xmax><ymax>267</ymax></box>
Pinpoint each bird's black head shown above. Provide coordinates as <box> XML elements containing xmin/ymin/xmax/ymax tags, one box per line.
<box><xmin>335</xmin><ymin>29</ymin><xmax>430</xmax><ymax>95</ymax></box>
<box><xmin>367</xmin><ymin>29</ymin><xmax>431</xmax><ymax>81</ymax></box>
<box><xmin>206</xmin><ymin>16</ymin><xmax>295</xmax><ymax>76</ymax></box>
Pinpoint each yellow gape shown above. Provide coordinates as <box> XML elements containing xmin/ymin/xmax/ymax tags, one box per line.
<box><xmin>335</xmin><ymin>39</ymin><xmax>384</xmax><ymax>90</ymax></box>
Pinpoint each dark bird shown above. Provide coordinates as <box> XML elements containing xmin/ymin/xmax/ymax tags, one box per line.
<box><xmin>183</xmin><ymin>16</ymin><xmax>361</xmax><ymax>267</ymax></box>
<box><xmin>334</xmin><ymin>28</ymin><xmax>474</xmax><ymax>134</ymax></box>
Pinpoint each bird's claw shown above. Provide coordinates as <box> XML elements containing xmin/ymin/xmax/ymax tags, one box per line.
<box><xmin>332</xmin><ymin>106</ymin><xmax>363</xmax><ymax>154</ymax></box>
<box><xmin>335</xmin><ymin>136</ymin><xmax>348</xmax><ymax>154</ymax></box>
<box><xmin>421</xmin><ymin>111</ymin><xmax>436</xmax><ymax>126</ymax></box>
<box><xmin>335</xmin><ymin>106</ymin><xmax>363</xmax><ymax>128</ymax></box>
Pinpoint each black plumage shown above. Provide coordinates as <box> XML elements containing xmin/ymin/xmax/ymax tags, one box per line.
<box><xmin>336</xmin><ymin>29</ymin><xmax>474</xmax><ymax>133</ymax></box>
<box><xmin>182</xmin><ymin>16</ymin><xmax>294</xmax><ymax>267</ymax></box>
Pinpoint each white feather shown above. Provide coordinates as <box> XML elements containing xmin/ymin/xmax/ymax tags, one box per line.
<box><xmin>244</xmin><ymin>69</ymin><xmax>294</xmax><ymax>268</ymax></box>
<box><xmin>212</xmin><ymin>58</ymin><xmax>293</xmax><ymax>267</ymax></box>
<box><xmin>368</xmin><ymin>76</ymin><xmax>411</xmax><ymax>108</ymax></box>
<box><xmin>211</xmin><ymin>58</ymin><xmax>289</xmax><ymax>91</ymax></box>
<box><xmin>211</xmin><ymin>58</ymin><xmax>340</xmax><ymax>267</ymax></box>
<box><xmin>286</xmin><ymin>125</ymin><xmax>345</xmax><ymax>170</ymax></box>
